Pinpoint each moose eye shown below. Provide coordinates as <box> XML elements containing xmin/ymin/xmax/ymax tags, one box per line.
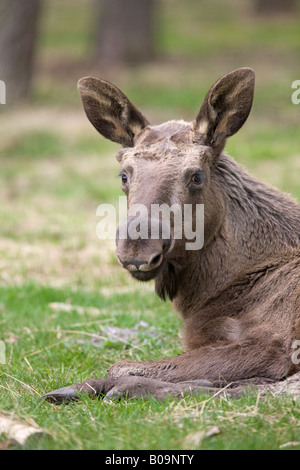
<box><xmin>191</xmin><ymin>171</ymin><xmax>205</xmax><ymax>185</ymax></box>
<box><xmin>120</xmin><ymin>173</ymin><xmax>128</xmax><ymax>184</ymax></box>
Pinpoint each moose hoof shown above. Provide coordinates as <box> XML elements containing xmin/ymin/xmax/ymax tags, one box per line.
<box><xmin>42</xmin><ymin>386</ymin><xmax>79</xmax><ymax>404</ymax></box>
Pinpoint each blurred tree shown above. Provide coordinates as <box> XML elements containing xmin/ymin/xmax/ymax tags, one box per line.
<box><xmin>94</xmin><ymin>0</ymin><xmax>156</xmax><ymax>63</ymax></box>
<box><xmin>0</xmin><ymin>0</ymin><xmax>42</xmax><ymax>105</ymax></box>
<box><xmin>254</xmin><ymin>0</ymin><xmax>295</xmax><ymax>14</ymax></box>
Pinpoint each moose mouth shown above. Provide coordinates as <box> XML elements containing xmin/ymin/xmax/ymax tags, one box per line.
<box><xmin>128</xmin><ymin>263</ymin><xmax>164</xmax><ymax>282</ymax></box>
<box><xmin>116</xmin><ymin>238</ymin><xmax>170</xmax><ymax>282</ymax></box>
<box><xmin>115</xmin><ymin>229</ymin><xmax>172</xmax><ymax>282</ymax></box>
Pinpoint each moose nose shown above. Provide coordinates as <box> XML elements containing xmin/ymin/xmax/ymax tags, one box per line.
<box><xmin>115</xmin><ymin>216</ymin><xmax>171</xmax><ymax>278</ymax></box>
<box><xmin>117</xmin><ymin>252</ymin><xmax>163</xmax><ymax>273</ymax></box>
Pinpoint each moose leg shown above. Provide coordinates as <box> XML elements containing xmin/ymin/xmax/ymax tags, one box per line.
<box><xmin>43</xmin><ymin>338</ymin><xmax>289</xmax><ymax>403</ymax></box>
<box><xmin>108</xmin><ymin>337</ymin><xmax>290</xmax><ymax>382</ymax></box>
<box><xmin>43</xmin><ymin>376</ymin><xmax>225</xmax><ymax>404</ymax></box>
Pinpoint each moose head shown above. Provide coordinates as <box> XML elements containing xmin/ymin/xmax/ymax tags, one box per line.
<box><xmin>78</xmin><ymin>68</ymin><xmax>255</xmax><ymax>286</ymax></box>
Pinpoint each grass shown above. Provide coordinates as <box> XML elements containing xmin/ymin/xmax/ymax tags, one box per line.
<box><xmin>0</xmin><ymin>0</ymin><xmax>299</xmax><ymax>451</ymax></box>
<box><xmin>1</xmin><ymin>286</ymin><xmax>299</xmax><ymax>450</ymax></box>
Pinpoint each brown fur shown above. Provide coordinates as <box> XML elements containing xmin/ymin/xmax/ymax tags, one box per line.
<box><xmin>44</xmin><ymin>68</ymin><xmax>300</xmax><ymax>403</ymax></box>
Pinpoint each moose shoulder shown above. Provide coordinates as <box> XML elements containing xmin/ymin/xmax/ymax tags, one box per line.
<box><xmin>44</xmin><ymin>68</ymin><xmax>300</xmax><ymax>403</ymax></box>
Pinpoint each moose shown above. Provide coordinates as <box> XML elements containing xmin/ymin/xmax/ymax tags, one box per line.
<box><xmin>44</xmin><ymin>68</ymin><xmax>300</xmax><ymax>403</ymax></box>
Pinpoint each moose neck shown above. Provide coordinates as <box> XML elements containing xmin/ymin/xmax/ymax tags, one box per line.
<box><xmin>157</xmin><ymin>153</ymin><xmax>300</xmax><ymax>314</ymax></box>
<box><xmin>215</xmin><ymin>153</ymin><xmax>299</xmax><ymax>258</ymax></box>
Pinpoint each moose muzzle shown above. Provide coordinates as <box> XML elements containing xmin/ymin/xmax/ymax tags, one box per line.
<box><xmin>115</xmin><ymin>216</ymin><xmax>172</xmax><ymax>281</ymax></box>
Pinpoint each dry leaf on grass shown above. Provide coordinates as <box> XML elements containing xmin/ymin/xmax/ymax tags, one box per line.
<box><xmin>183</xmin><ymin>425</ymin><xmax>221</xmax><ymax>448</ymax></box>
<box><xmin>279</xmin><ymin>441</ymin><xmax>300</xmax><ymax>449</ymax></box>
<box><xmin>5</xmin><ymin>333</ymin><xmax>19</xmax><ymax>344</ymax></box>
<box><xmin>48</xmin><ymin>302</ymin><xmax>101</xmax><ymax>316</ymax></box>
<box><xmin>0</xmin><ymin>413</ymin><xmax>51</xmax><ymax>447</ymax></box>
<box><xmin>91</xmin><ymin>321</ymin><xmax>158</xmax><ymax>346</ymax></box>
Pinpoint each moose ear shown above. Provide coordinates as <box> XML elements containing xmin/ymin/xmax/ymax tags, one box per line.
<box><xmin>194</xmin><ymin>68</ymin><xmax>255</xmax><ymax>151</ymax></box>
<box><xmin>77</xmin><ymin>77</ymin><xmax>149</xmax><ymax>147</ymax></box>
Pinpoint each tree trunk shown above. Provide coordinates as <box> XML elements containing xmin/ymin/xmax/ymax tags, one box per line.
<box><xmin>94</xmin><ymin>0</ymin><xmax>156</xmax><ymax>63</ymax></box>
<box><xmin>254</xmin><ymin>0</ymin><xmax>295</xmax><ymax>14</ymax></box>
<box><xmin>0</xmin><ymin>0</ymin><xmax>42</xmax><ymax>105</ymax></box>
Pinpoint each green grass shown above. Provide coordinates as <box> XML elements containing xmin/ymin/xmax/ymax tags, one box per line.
<box><xmin>0</xmin><ymin>131</ymin><xmax>65</xmax><ymax>159</ymax></box>
<box><xmin>0</xmin><ymin>283</ymin><xmax>299</xmax><ymax>450</ymax></box>
<box><xmin>0</xmin><ymin>0</ymin><xmax>299</xmax><ymax>451</ymax></box>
